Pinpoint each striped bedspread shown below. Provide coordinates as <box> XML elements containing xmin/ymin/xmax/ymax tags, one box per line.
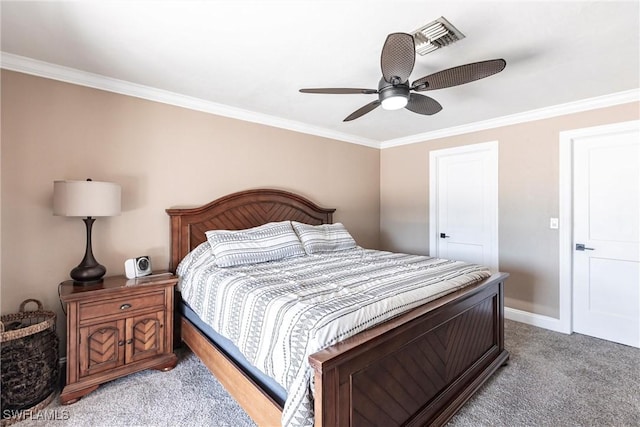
<box><xmin>177</xmin><ymin>244</ymin><xmax>491</xmax><ymax>427</ymax></box>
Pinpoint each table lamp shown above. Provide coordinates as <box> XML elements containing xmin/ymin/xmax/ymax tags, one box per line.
<box><xmin>53</xmin><ymin>179</ymin><xmax>121</xmax><ymax>285</ymax></box>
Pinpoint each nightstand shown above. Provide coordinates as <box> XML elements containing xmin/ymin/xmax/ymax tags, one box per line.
<box><xmin>59</xmin><ymin>273</ymin><xmax>178</xmax><ymax>404</ymax></box>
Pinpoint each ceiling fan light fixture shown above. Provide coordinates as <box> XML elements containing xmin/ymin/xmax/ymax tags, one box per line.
<box><xmin>379</xmin><ymin>83</ymin><xmax>410</xmax><ymax>110</ymax></box>
<box><xmin>381</xmin><ymin>95</ymin><xmax>408</xmax><ymax>110</ymax></box>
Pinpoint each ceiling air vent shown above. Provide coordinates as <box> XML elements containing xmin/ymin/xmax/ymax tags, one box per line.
<box><xmin>412</xmin><ymin>17</ymin><xmax>465</xmax><ymax>56</ymax></box>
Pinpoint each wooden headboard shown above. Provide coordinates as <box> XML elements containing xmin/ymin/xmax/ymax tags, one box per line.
<box><xmin>166</xmin><ymin>188</ymin><xmax>336</xmax><ymax>272</ymax></box>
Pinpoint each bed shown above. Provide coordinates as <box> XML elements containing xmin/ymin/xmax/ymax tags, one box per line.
<box><xmin>167</xmin><ymin>188</ymin><xmax>509</xmax><ymax>427</ymax></box>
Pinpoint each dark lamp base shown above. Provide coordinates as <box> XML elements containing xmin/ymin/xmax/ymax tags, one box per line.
<box><xmin>70</xmin><ymin>264</ymin><xmax>106</xmax><ymax>285</ymax></box>
<box><xmin>70</xmin><ymin>216</ymin><xmax>107</xmax><ymax>286</ymax></box>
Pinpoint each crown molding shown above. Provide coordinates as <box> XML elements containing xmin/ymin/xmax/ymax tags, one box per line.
<box><xmin>2</xmin><ymin>52</ymin><xmax>638</xmax><ymax>151</ymax></box>
<box><xmin>0</xmin><ymin>52</ymin><xmax>380</xmax><ymax>149</ymax></box>
<box><xmin>380</xmin><ymin>89</ymin><xmax>640</xmax><ymax>149</ymax></box>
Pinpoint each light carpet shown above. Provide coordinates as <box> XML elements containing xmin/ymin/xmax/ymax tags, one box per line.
<box><xmin>14</xmin><ymin>320</ymin><xmax>640</xmax><ymax>426</ymax></box>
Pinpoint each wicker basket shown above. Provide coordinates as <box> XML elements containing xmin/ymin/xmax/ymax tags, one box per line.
<box><xmin>1</xmin><ymin>299</ymin><xmax>59</xmax><ymax>425</ymax></box>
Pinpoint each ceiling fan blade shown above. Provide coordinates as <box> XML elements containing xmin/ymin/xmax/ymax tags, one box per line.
<box><xmin>299</xmin><ymin>88</ymin><xmax>378</xmax><ymax>94</ymax></box>
<box><xmin>381</xmin><ymin>33</ymin><xmax>415</xmax><ymax>84</ymax></box>
<box><xmin>412</xmin><ymin>59</ymin><xmax>506</xmax><ymax>91</ymax></box>
<box><xmin>405</xmin><ymin>93</ymin><xmax>443</xmax><ymax>116</ymax></box>
<box><xmin>343</xmin><ymin>100</ymin><xmax>381</xmax><ymax>122</ymax></box>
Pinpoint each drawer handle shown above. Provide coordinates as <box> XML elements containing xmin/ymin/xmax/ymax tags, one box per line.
<box><xmin>118</xmin><ymin>340</ymin><xmax>125</xmax><ymax>346</ymax></box>
<box><xmin>120</xmin><ymin>304</ymin><xmax>132</xmax><ymax>310</ymax></box>
<box><xmin>126</xmin><ymin>339</ymin><xmax>133</xmax><ymax>345</ymax></box>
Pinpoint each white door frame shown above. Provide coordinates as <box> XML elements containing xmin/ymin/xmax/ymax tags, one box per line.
<box><xmin>558</xmin><ymin>120</ymin><xmax>640</xmax><ymax>334</ymax></box>
<box><xmin>429</xmin><ymin>141</ymin><xmax>499</xmax><ymax>272</ymax></box>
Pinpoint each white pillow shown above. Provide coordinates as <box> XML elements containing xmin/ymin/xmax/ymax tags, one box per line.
<box><xmin>291</xmin><ymin>222</ymin><xmax>357</xmax><ymax>254</ymax></box>
<box><xmin>206</xmin><ymin>221</ymin><xmax>305</xmax><ymax>267</ymax></box>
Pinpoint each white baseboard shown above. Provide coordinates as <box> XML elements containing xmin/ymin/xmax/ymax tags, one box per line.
<box><xmin>505</xmin><ymin>307</ymin><xmax>568</xmax><ymax>334</ymax></box>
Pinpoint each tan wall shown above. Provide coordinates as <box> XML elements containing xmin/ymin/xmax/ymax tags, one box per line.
<box><xmin>2</xmin><ymin>67</ymin><xmax>638</xmax><ymax>346</ymax></box>
<box><xmin>0</xmin><ymin>70</ymin><xmax>380</xmax><ymax>353</ymax></box>
<box><xmin>380</xmin><ymin>102</ymin><xmax>640</xmax><ymax>318</ymax></box>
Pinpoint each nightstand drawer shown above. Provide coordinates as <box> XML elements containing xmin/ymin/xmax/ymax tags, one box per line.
<box><xmin>79</xmin><ymin>290</ymin><xmax>165</xmax><ymax>321</ymax></box>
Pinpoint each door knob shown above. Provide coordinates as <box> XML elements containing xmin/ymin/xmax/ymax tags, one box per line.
<box><xmin>575</xmin><ymin>243</ymin><xmax>594</xmax><ymax>251</ymax></box>
<box><xmin>440</xmin><ymin>233</ymin><xmax>451</xmax><ymax>239</ymax></box>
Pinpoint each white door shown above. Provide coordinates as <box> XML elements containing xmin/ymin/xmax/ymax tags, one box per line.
<box><xmin>429</xmin><ymin>142</ymin><xmax>498</xmax><ymax>271</ymax></box>
<box><xmin>572</xmin><ymin>128</ymin><xmax>640</xmax><ymax>348</ymax></box>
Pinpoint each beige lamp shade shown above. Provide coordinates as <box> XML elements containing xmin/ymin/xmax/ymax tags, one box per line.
<box><xmin>53</xmin><ymin>180</ymin><xmax>121</xmax><ymax>217</ymax></box>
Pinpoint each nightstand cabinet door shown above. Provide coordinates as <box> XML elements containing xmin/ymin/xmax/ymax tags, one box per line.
<box><xmin>127</xmin><ymin>311</ymin><xmax>165</xmax><ymax>363</ymax></box>
<box><xmin>79</xmin><ymin>320</ymin><xmax>126</xmax><ymax>378</ymax></box>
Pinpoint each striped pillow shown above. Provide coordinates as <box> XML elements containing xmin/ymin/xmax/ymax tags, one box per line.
<box><xmin>292</xmin><ymin>222</ymin><xmax>357</xmax><ymax>254</ymax></box>
<box><xmin>206</xmin><ymin>221</ymin><xmax>305</xmax><ymax>267</ymax></box>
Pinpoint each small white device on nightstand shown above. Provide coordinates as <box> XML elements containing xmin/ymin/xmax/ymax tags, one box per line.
<box><xmin>124</xmin><ymin>256</ymin><xmax>152</xmax><ymax>279</ymax></box>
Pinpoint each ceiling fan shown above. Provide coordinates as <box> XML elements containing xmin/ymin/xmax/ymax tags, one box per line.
<box><xmin>299</xmin><ymin>33</ymin><xmax>506</xmax><ymax>122</ymax></box>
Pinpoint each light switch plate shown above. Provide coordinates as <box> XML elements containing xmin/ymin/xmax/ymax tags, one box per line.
<box><xmin>550</xmin><ymin>218</ymin><xmax>559</xmax><ymax>229</ymax></box>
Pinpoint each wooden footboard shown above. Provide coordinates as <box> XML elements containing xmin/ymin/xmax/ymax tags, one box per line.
<box><xmin>309</xmin><ymin>273</ymin><xmax>508</xmax><ymax>427</ymax></box>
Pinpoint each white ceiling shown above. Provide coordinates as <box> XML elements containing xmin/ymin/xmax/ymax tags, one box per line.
<box><xmin>2</xmin><ymin>1</ymin><xmax>639</xmax><ymax>146</ymax></box>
